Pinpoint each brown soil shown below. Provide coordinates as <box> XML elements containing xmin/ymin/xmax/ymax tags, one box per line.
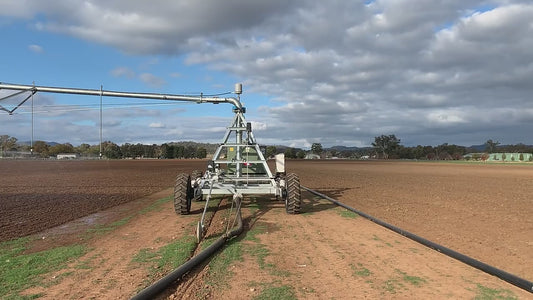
<box><xmin>0</xmin><ymin>159</ymin><xmax>206</xmax><ymax>242</ymax></box>
<box><xmin>1</xmin><ymin>159</ymin><xmax>532</xmax><ymax>299</ymax></box>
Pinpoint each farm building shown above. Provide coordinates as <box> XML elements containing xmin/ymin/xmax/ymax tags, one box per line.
<box><xmin>488</xmin><ymin>153</ymin><xmax>533</xmax><ymax>162</ymax></box>
<box><xmin>305</xmin><ymin>153</ymin><xmax>321</xmax><ymax>159</ymax></box>
<box><xmin>464</xmin><ymin>153</ymin><xmax>533</xmax><ymax>162</ymax></box>
<box><xmin>57</xmin><ymin>153</ymin><xmax>79</xmax><ymax>160</ymax></box>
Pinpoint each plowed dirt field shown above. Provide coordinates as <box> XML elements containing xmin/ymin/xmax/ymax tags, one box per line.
<box><xmin>1</xmin><ymin>159</ymin><xmax>532</xmax><ymax>299</ymax></box>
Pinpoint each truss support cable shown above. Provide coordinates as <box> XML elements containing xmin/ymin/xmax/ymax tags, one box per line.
<box><xmin>301</xmin><ymin>186</ymin><xmax>533</xmax><ymax>294</ymax></box>
<box><xmin>0</xmin><ymin>90</ymin><xmax>36</xmax><ymax>115</ymax></box>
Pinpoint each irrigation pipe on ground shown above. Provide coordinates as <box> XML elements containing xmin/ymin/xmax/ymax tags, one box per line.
<box><xmin>130</xmin><ymin>203</ymin><xmax>243</xmax><ymax>300</ymax></box>
<box><xmin>302</xmin><ymin>186</ymin><xmax>533</xmax><ymax>294</ymax></box>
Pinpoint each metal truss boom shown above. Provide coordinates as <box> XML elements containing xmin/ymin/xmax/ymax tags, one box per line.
<box><xmin>0</xmin><ymin>82</ymin><xmax>242</xmax><ymax>115</ymax></box>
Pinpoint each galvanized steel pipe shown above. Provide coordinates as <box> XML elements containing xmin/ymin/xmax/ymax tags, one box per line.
<box><xmin>0</xmin><ymin>82</ymin><xmax>243</xmax><ymax>109</ymax></box>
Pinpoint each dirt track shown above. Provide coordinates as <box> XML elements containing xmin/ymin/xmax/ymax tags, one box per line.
<box><xmin>1</xmin><ymin>159</ymin><xmax>533</xmax><ymax>298</ymax></box>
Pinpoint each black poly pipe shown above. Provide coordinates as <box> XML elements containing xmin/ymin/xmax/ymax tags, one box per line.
<box><xmin>302</xmin><ymin>186</ymin><xmax>533</xmax><ymax>294</ymax></box>
<box><xmin>131</xmin><ymin>208</ymin><xmax>243</xmax><ymax>300</ymax></box>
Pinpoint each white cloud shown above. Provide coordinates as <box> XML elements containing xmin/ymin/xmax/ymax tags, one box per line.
<box><xmin>4</xmin><ymin>1</ymin><xmax>533</xmax><ymax>147</ymax></box>
<box><xmin>28</xmin><ymin>44</ymin><xmax>43</xmax><ymax>53</ymax></box>
<box><xmin>243</xmin><ymin>121</ymin><xmax>266</xmax><ymax>132</ymax></box>
<box><xmin>110</xmin><ymin>67</ymin><xmax>135</xmax><ymax>78</ymax></box>
<box><xmin>149</xmin><ymin>122</ymin><xmax>165</xmax><ymax>128</ymax></box>
<box><xmin>139</xmin><ymin>73</ymin><xmax>166</xmax><ymax>88</ymax></box>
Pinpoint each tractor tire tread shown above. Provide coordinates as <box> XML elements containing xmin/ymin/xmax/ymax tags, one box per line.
<box><xmin>174</xmin><ymin>173</ymin><xmax>191</xmax><ymax>215</ymax></box>
<box><xmin>286</xmin><ymin>173</ymin><xmax>301</xmax><ymax>214</ymax></box>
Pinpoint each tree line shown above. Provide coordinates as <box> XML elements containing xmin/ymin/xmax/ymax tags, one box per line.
<box><xmin>369</xmin><ymin>135</ymin><xmax>533</xmax><ymax>160</ymax></box>
<box><xmin>0</xmin><ymin>134</ymin><xmax>310</xmax><ymax>159</ymax></box>
<box><xmin>2</xmin><ymin>134</ymin><xmax>532</xmax><ymax>160</ymax></box>
<box><xmin>305</xmin><ymin>136</ymin><xmax>533</xmax><ymax>160</ymax></box>
<box><xmin>0</xmin><ymin>135</ymin><xmax>210</xmax><ymax>159</ymax></box>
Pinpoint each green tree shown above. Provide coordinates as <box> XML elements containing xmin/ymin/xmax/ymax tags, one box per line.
<box><xmin>102</xmin><ymin>141</ymin><xmax>121</xmax><ymax>159</ymax></box>
<box><xmin>311</xmin><ymin>143</ymin><xmax>323</xmax><ymax>155</ymax></box>
<box><xmin>160</xmin><ymin>144</ymin><xmax>174</xmax><ymax>159</ymax></box>
<box><xmin>328</xmin><ymin>149</ymin><xmax>339</xmax><ymax>158</ymax></box>
<box><xmin>501</xmin><ymin>153</ymin><xmax>507</xmax><ymax>161</ymax></box>
<box><xmin>183</xmin><ymin>145</ymin><xmax>195</xmax><ymax>158</ymax></box>
<box><xmin>265</xmin><ymin>146</ymin><xmax>277</xmax><ymax>158</ymax></box>
<box><xmin>88</xmin><ymin>144</ymin><xmax>100</xmax><ymax>156</ymax></box>
<box><xmin>144</xmin><ymin>144</ymin><xmax>157</xmax><ymax>158</ymax></box>
<box><xmin>174</xmin><ymin>145</ymin><xmax>182</xmax><ymax>158</ymax></box>
<box><xmin>485</xmin><ymin>139</ymin><xmax>500</xmax><ymax>153</ymax></box>
<box><xmin>76</xmin><ymin>143</ymin><xmax>91</xmax><ymax>154</ymax></box>
<box><xmin>0</xmin><ymin>135</ymin><xmax>18</xmax><ymax>156</ymax></box>
<box><xmin>33</xmin><ymin>140</ymin><xmax>50</xmax><ymax>157</ymax></box>
<box><xmin>49</xmin><ymin>143</ymin><xmax>75</xmax><ymax>156</ymax></box>
<box><xmin>284</xmin><ymin>147</ymin><xmax>296</xmax><ymax>159</ymax></box>
<box><xmin>196</xmin><ymin>147</ymin><xmax>207</xmax><ymax>159</ymax></box>
<box><xmin>132</xmin><ymin>143</ymin><xmax>144</xmax><ymax>158</ymax></box>
<box><xmin>372</xmin><ymin>134</ymin><xmax>401</xmax><ymax>159</ymax></box>
<box><xmin>121</xmin><ymin>143</ymin><xmax>133</xmax><ymax>158</ymax></box>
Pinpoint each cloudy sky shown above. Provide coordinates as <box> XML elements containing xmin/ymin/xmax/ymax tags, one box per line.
<box><xmin>1</xmin><ymin>0</ymin><xmax>533</xmax><ymax>148</ymax></box>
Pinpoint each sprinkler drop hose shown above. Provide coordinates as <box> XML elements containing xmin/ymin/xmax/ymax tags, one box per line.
<box><xmin>302</xmin><ymin>186</ymin><xmax>533</xmax><ymax>294</ymax></box>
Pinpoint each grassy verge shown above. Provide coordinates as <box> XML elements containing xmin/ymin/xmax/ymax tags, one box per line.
<box><xmin>199</xmin><ymin>197</ymin><xmax>248</xmax><ymax>292</ymax></box>
<box><xmin>254</xmin><ymin>284</ymin><xmax>296</xmax><ymax>300</ymax></box>
<box><xmin>337</xmin><ymin>207</ymin><xmax>359</xmax><ymax>219</ymax></box>
<box><xmin>474</xmin><ymin>284</ymin><xmax>516</xmax><ymax>300</ymax></box>
<box><xmin>1</xmin><ymin>195</ymin><xmax>175</xmax><ymax>299</ymax></box>
<box><xmin>139</xmin><ymin>196</ymin><xmax>173</xmax><ymax>214</ymax></box>
<box><xmin>0</xmin><ymin>237</ymin><xmax>87</xmax><ymax>299</ymax></box>
<box><xmin>87</xmin><ymin>196</ymin><xmax>173</xmax><ymax>236</ymax></box>
<box><xmin>380</xmin><ymin>269</ymin><xmax>427</xmax><ymax>295</ymax></box>
<box><xmin>132</xmin><ymin>234</ymin><xmax>197</xmax><ymax>288</ymax></box>
<box><xmin>350</xmin><ymin>263</ymin><xmax>372</xmax><ymax>277</ymax></box>
<box><xmin>198</xmin><ymin>199</ymin><xmax>294</xmax><ymax>297</ymax></box>
<box><xmin>204</xmin><ymin>238</ymin><xmax>244</xmax><ymax>288</ymax></box>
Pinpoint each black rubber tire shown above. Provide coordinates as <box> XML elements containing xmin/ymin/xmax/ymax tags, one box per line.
<box><xmin>174</xmin><ymin>173</ymin><xmax>192</xmax><ymax>215</ymax></box>
<box><xmin>191</xmin><ymin>170</ymin><xmax>202</xmax><ymax>180</ymax></box>
<box><xmin>191</xmin><ymin>170</ymin><xmax>203</xmax><ymax>201</ymax></box>
<box><xmin>285</xmin><ymin>173</ymin><xmax>301</xmax><ymax>214</ymax></box>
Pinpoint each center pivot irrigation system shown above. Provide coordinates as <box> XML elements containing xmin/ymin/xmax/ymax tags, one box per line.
<box><xmin>2</xmin><ymin>82</ymin><xmax>533</xmax><ymax>298</ymax></box>
<box><xmin>0</xmin><ymin>82</ymin><xmax>302</xmax><ymax>241</ymax></box>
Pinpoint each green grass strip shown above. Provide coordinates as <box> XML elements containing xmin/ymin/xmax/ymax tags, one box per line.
<box><xmin>205</xmin><ymin>239</ymin><xmax>243</xmax><ymax>288</ymax></box>
<box><xmin>338</xmin><ymin>209</ymin><xmax>359</xmax><ymax>219</ymax></box>
<box><xmin>474</xmin><ymin>284</ymin><xmax>517</xmax><ymax>300</ymax></box>
<box><xmin>132</xmin><ymin>235</ymin><xmax>197</xmax><ymax>272</ymax></box>
<box><xmin>138</xmin><ymin>196</ymin><xmax>173</xmax><ymax>214</ymax></box>
<box><xmin>87</xmin><ymin>196</ymin><xmax>173</xmax><ymax>236</ymax></box>
<box><xmin>0</xmin><ymin>237</ymin><xmax>86</xmax><ymax>299</ymax></box>
<box><xmin>253</xmin><ymin>285</ymin><xmax>296</xmax><ymax>300</ymax></box>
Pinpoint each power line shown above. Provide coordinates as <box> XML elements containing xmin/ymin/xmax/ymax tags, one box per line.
<box><xmin>7</xmin><ymin>102</ymin><xmax>190</xmax><ymax>115</ymax></box>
